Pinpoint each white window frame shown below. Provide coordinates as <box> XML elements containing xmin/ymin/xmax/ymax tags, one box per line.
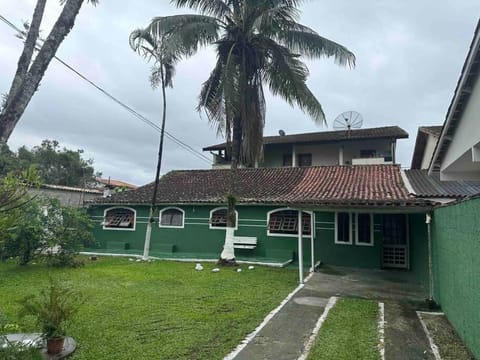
<box><xmin>159</xmin><ymin>207</ymin><xmax>185</xmax><ymax>229</ymax></box>
<box><xmin>267</xmin><ymin>208</ymin><xmax>312</xmax><ymax>238</ymax></box>
<box><xmin>209</xmin><ymin>207</ymin><xmax>238</xmax><ymax>230</ymax></box>
<box><xmin>103</xmin><ymin>206</ymin><xmax>136</xmax><ymax>231</ymax></box>
<box><xmin>334</xmin><ymin>212</ymin><xmax>352</xmax><ymax>245</ymax></box>
<box><xmin>355</xmin><ymin>213</ymin><xmax>374</xmax><ymax>246</ymax></box>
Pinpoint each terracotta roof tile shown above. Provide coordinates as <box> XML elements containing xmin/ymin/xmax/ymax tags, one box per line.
<box><xmin>89</xmin><ymin>165</ymin><xmax>428</xmax><ymax>208</ymax></box>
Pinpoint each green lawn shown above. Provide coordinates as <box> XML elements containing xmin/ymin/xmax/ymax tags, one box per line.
<box><xmin>0</xmin><ymin>257</ymin><xmax>298</xmax><ymax>359</ymax></box>
<box><xmin>307</xmin><ymin>298</ymin><xmax>380</xmax><ymax>360</ymax></box>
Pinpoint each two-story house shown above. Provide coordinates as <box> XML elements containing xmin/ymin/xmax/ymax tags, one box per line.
<box><xmin>203</xmin><ymin>126</ymin><xmax>408</xmax><ymax>168</ymax></box>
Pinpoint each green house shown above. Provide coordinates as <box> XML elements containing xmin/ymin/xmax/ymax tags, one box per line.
<box><xmin>86</xmin><ymin>164</ymin><xmax>431</xmax><ymax>284</ymax></box>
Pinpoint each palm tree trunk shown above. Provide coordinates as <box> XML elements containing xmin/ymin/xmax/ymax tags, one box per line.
<box><xmin>143</xmin><ymin>64</ymin><xmax>167</xmax><ymax>259</ymax></box>
<box><xmin>0</xmin><ymin>0</ymin><xmax>87</xmax><ymax>143</ymax></box>
<box><xmin>219</xmin><ymin>117</ymin><xmax>241</xmax><ymax>264</ymax></box>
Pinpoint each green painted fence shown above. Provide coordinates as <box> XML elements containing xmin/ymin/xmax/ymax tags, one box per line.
<box><xmin>432</xmin><ymin>197</ymin><xmax>480</xmax><ymax>359</ymax></box>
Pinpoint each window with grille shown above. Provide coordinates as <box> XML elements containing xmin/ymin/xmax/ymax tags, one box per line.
<box><xmin>210</xmin><ymin>208</ymin><xmax>236</xmax><ymax>228</ymax></box>
<box><xmin>283</xmin><ymin>154</ymin><xmax>292</xmax><ymax>167</ymax></box>
<box><xmin>104</xmin><ymin>208</ymin><xmax>135</xmax><ymax>229</ymax></box>
<box><xmin>268</xmin><ymin>210</ymin><xmax>311</xmax><ymax>235</ymax></box>
<box><xmin>160</xmin><ymin>208</ymin><xmax>184</xmax><ymax>228</ymax></box>
<box><xmin>297</xmin><ymin>153</ymin><xmax>312</xmax><ymax>167</ymax></box>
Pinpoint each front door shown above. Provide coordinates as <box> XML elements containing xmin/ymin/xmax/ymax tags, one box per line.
<box><xmin>382</xmin><ymin>214</ymin><xmax>408</xmax><ymax>268</ymax></box>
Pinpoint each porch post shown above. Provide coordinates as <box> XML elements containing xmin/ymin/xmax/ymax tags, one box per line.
<box><xmin>298</xmin><ymin>210</ymin><xmax>304</xmax><ymax>284</ymax></box>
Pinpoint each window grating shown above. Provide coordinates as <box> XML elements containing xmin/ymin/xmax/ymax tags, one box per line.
<box><xmin>210</xmin><ymin>209</ymin><xmax>234</xmax><ymax>228</ymax></box>
<box><xmin>104</xmin><ymin>209</ymin><xmax>134</xmax><ymax>229</ymax></box>
<box><xmin>268</xmin><ymin>210</ymin><xmax>311</xmax><ymax>235</ymax></box>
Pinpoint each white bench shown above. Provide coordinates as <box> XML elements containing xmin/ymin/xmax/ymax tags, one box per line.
<box><xmin>233</xmin><ymin>236</ymin><xmax>257</xmax><ymax>249</ymax></box>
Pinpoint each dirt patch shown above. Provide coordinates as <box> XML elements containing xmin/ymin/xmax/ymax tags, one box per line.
<box><xmin>420</xmin><ymin>313</ymin><xmax>475</xmax><ymax>360</ymax></box>
<box><xmin>316</xmin><ymin>265</ymin><xmax>346</xmax><ymax>276</ymax></box>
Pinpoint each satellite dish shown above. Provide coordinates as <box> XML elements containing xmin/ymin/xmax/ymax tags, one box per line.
<box><xmin>333</xmin><ymin>111</ymin><xmax>363</xmax><ymax>130</ymax></box>
<box><xmin>278</xmin><ymin>129</ymin><xmax>286</xmax><ymax>136</ymax></box>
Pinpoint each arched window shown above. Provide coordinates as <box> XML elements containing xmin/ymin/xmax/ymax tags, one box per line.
<box><xmin>209</xmin><ymin>207</ymin><xmax>238</xmax><ymax>230</ymax></box>
<box><xmin>267</xmin><ymin>209</ymin><xmax>311</xmax><ymax>236</ymax></box>
<box><xmin>103</xmin><ymin>207</ymin><xmax>136</xmax><ymax>231</ymax></box>
<box><xmin>159</xmin><ymin>207</ymin><xmax>184</xmax><ymax>228</ymax></box>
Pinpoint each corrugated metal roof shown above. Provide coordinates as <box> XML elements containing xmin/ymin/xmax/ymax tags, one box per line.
<box><xmin>404</xmin><ymin>169</ymin><xmax>480</xmax><ymax>198</ymax></box>
<box><xmin>203</xmin><ymin>126</ymin><xmax>408</xmax><ymax>151</ymax></box>
<box><xmin>88</xmin><ymin>165</ymin><xmax>428</xmax><ymax>208</ymax></box>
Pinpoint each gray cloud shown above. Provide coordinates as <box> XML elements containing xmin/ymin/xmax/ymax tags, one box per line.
<box><xmin>1</xmin><ymin>0</ymin><xmax>479</xmax><ymax>185</ymax></box>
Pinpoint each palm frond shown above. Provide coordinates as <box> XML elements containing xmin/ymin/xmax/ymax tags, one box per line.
<box><xmin>172</xmin><ymin>0</ymin><xmax>231</xmax><ymax>19</ymax></box>
<box><xmin>278</xmin><ymin>28</ymin><xmax>356</xmax><ymax>67</ymax></box>
<box><xmin>148</xmin><ymin>15</ymin><xmax>220</xmax><ymax>58</ymax></box>
<box><xmin>260</xmin><ymin>38</ymin><xmax>325</xmax><ymax>123</ymax></box>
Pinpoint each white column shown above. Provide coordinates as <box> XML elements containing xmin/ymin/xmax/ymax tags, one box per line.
<box><xmin>339</xmin><ymin>146</ymin><xmax>344</xmax><ymax>165</ymax></box>
<box><xmin>298</xmin><ymin>210</ymin><xmax>304</xmax><ymax>284</ymax></box>
<box><xmin>292</xmin><ymin>145</ymin><xmax>297</xmax><ymax>167</ymax></box>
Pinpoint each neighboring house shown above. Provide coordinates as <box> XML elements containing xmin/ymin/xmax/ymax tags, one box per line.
<box><xmin>203</xmin><ymin>126</ymin><xmax>408</xmax><ymax>168</ymax></box>
<box><xmin>429</xmin><ymin>20</ymin><xmax>480</xmax><ymax>180</ymax></box>
<box><xmin>410</xmin><ymin>126</ymin><xmax>442</xmax><ymax>169</ymax></box>
<box><xmin>86</xmin><ymin>165</ymin><xmax>431</xmax><ymax>282</ymax></box>
<box><xmin>29</xmin><ymin>184</ymin><xmax>102</xmax><ymax>207</ymax></box>
<box><xmin>94</xmin><ymin>177</ymin><xmax>137</xmax><ymax>197</ymax></box>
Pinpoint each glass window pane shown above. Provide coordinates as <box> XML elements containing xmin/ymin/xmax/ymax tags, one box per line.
<box><xmin>337</xmin><ymin>212</ymin><xmax>350</xmax><ymax>242</ymax></box>
<box><xmin>357</xmin><ymin>213</ymin><xmax>372</xmax><ymax>244</ymax></box>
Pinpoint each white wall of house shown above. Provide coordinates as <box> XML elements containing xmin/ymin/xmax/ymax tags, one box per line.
<box><xmin>421</xmin><ymin>134</ymin><xmax>439</xmax><ymax>169</ymax></box>
<box><xmin>441</xmin><ymin>77</ymin><xmax>480</xmax><ymax>180</ymax></box>
<box><xmin>261</xmin><ymin>138</ymin><xmax>394</xmax><ymax>167</ymax></box>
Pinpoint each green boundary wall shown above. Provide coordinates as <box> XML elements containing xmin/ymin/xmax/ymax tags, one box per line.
<box><xmin>432</xmin><ymin>197</ymin><xmax>480</xmax><ymax>359</ymax></box>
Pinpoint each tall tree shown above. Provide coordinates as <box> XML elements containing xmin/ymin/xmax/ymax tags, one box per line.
<box><xmin>129</xmin><ymin>28</ymin><xmax>179</xmax><ymax>259</ymax></box>
<box><xmin>0</xmin><ymin>140</ymin><xmax>98</xmax><ymax>187</ymax></box>
<box><xmin>146</xmin><ymin>0</ymin><xmax>355</xmax><ymax>264</ymax></box>
<box><xmin>0</xmin><ymin>0</ymin><xmax>98</xmax><ymax>143</ymax></box>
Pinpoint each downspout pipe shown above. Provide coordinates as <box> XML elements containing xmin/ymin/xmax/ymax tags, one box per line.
<box><xmin>297</xmin><ymin>210</ymin><xmax>304</xmax><ymax>284</ymax></box>
<box><xmin>426</xmin><ymin>212</ymin><xmax>435</xmax><ymax>303</ymax></box>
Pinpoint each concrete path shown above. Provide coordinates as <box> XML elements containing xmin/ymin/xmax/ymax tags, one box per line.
<box><xmin>231</xmin><ymin>266</ymin><xmax>435</xmax><ymax>360</ymax></box>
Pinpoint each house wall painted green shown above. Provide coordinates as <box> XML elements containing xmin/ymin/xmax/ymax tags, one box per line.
<box><xmin>431</xmin><ymin>197</ymin><xmax>480</xmax><ymax>359</ymax></box>
<box><xmin>88</xmin><ymin>205</ymin><xmax>428</xmax><ymax>284</ymax></box>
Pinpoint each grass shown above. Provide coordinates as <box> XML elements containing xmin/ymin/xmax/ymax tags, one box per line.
<box><xmin>307</xmin><ymin>298</ymin><xmax>380</xmax><ymax>360</ymax></box>
<box><xmin>0</xmin><ymin>256</ymin><xmax>298</xmax><ymax>359</ymax></box>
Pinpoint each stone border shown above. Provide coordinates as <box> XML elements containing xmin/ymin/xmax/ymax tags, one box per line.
<box><xmin>297</xmin><ymin>296</ymin><xmax>338</xmax><ymax>360</ymax></box>
<box><xmin>417</xmin><ymin>311</ymin><xmax>442</xmax><ymax>360</ymax></box>
<box><xmin>378</xmin><ymin>302</ymin><xmax>385</xmax><ymax>360</ymax></box>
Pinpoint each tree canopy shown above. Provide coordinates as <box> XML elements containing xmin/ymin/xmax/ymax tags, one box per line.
<box><xmin>0</xmin><ymin>140</ymin><xmax>99</xmax><ymax>187</ymax></box>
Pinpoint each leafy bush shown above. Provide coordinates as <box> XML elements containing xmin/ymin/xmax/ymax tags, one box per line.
<box><xmin>1</xmin><ymin>197</ymin><xmax>95</xmax><ymax>267</ymax></box>
<box><xmin>40</xmin><ymin>198</ymin><xmax>95</xmax><ymax>267</ymax></box>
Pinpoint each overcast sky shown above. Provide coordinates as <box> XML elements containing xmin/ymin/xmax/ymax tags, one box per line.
<box><xmin>1</xmin><ymin>1</ymin><xmax>479</xmax><ymax>186</ymax></box>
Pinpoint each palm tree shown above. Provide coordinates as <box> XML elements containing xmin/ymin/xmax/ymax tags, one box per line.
<box><xmin>129</xmin><ymin>28</ymin><xmax>179</xmax><ymax>259</ymax></box>
<box><xmin>145</xmin><ymin>0</ymin><xmax>356</xmax><ymax>264</ymax></box>
<box><xmin>0</xmin><ymin>0</ymin><xmax>99</xmax><ymax>143</ymax></box>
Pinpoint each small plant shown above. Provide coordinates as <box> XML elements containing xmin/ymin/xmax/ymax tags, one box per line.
<box><xmin>0</xmin><ymin>311</ymin><xmax>42</xmax><ymax>360</ymax></box>
<box><xmin>18</xmin><ymin>278</ymin><xmax>83</xmax><ymax>354</ymax></box>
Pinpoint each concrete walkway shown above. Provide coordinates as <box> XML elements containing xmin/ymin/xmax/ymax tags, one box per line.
<box><xmin>231</xmin><ymin>266</ymin><xmax>435</xmax><ymax>360</ymax></box>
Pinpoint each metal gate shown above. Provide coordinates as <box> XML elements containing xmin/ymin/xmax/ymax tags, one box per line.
<box><xmin>382</xmin><ymin>214</ymin><xmax>408</xmax><ymax>268</ymax></box>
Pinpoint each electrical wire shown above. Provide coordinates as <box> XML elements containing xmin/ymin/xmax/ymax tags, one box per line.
<box><xmin>0</xmin><ymin>13</ymin><xmax>212</xmax><ymax>164</ymax></box>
